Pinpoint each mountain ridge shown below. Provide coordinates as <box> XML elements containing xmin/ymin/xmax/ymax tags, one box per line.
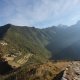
<box><xmin>0</xmin><ymin>21</ymin><xmax>80</xmax><ymax>61</ymax></box>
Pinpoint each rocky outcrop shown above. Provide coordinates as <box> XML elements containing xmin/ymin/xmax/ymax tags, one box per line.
<box><xmin>0</xmin><ymin>59</ymin><xmax>13</xmax><ymax>75</ymax></box>
<box><xmin>62</xmin><ymin>61</ymin><xmax>80</xmax><ymax>80</ymax></box>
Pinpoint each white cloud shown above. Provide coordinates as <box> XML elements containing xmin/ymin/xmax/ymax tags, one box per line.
<box><xmin>0</xmin><ymin>0</ymin><xmax>80</xmax><ymax>27</ymax></box>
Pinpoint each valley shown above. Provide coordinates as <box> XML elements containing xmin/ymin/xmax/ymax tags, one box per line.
<box><xmin>1</xmin><ymin>0</ymin><xmax>80</xmax><ymax>79</ymax></box>
<box><xmin>0</xmin><ymin>23</ymin><xmax>80</xmax><ymax>80</ymax></box>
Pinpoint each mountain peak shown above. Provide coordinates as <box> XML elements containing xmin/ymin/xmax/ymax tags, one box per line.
<box><xmin>76</xmin><ymin>20</ymin><xmax>80</xmax><ymax>25</ymax></box>
<box><xmin>4</xmin><ymin>23</ymin><xmax>14</xmax><ymax>27</ymax></box>
<box><xmin>57</xmin><ymin>24</ymin><xmax>68</xmax><ymax>28</ymax></box>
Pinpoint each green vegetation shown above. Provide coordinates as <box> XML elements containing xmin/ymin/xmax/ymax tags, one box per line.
<box><xmin>1</xmin><ymin>24</ymin><xmax>52</xmax><ymax>59</ymax></box>
<box><xmin>0</xmin><ymin>24</ymin><xmax>57</xmax><ymax>80</ymax></box>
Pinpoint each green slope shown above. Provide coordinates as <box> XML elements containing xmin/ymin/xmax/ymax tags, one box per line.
<box><xmin>0</xmin><ymin>24</ymin><xmax>54</xmax><ymax>63</ymax></box>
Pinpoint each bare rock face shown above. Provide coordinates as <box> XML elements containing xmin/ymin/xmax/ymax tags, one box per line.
<box><xmin>62</xmin><ymin>61</ymin><xmax>80</xmax><ymax>80</ymax></box>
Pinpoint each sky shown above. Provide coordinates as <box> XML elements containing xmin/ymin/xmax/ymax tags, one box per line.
<box><xmin>0</xmin><ymin>0</ymin><xmax>80</xmax><ymax>28</ymax></box>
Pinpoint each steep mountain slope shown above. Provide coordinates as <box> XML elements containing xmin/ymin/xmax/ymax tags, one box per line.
<box><xmin>47</xmin><ymin>22</ymin><xmax>80</xmax><ymax>60</ymax></box>
<box><xmin>0</xmin><ymin>24</ymin><xmax>53</xmax><ymax>63</ymax></box>
<box><xmin>0</xmin><ymin>22</ymin><xmax>80</xmax><ymax>80</ymax></box>
<box><xmin>1</xmin><ymin>22</ymin><xmax>80</xmax><ymax>61</ymax></box>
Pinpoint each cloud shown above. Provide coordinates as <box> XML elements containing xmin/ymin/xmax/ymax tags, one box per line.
<box><xmin>0</xmin><ymin>0</ymin><xmax>80</xmax><ymax>27</ymax></box>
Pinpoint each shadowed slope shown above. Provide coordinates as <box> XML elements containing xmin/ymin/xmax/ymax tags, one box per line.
<box><xmin>0</xmin><ymin>24</ymin><xmax>11</xmax><ymax>39</ymax></box>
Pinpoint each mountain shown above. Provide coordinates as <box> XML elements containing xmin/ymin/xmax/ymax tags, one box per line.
<box><xmin>0</xmin><ymin>22</ymin><xmax>80</xmax><ymax>80</ymax></box>
<box><xmin>0</xmin><ymin>24</ymin><xmax>63</xmax><ymax>63</ymax></box>
<box><xmin>48</xmin><ymin>21</ymin><xmax>80</xmax><ymax>60</ymax></box>
<box><xmin>0</xmin><ymin>21</ymin><xmax>80</xmax><ymax>62</ymax></box>
<box><xmin>0</xmin><ymin>24</ymin><xmax>52</xmax><ymax>63</ymax></box>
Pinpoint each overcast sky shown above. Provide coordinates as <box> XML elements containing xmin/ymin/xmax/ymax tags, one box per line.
<box><xmin>0</xmin><ymin>0</ymin><xmax>80</xmax><ymax>28</ymax></box>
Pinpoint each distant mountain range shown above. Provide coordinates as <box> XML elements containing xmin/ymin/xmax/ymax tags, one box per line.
<box><xmin>0</xmin><ymin>21</ymin><xmax>80</xmax><ymax>61</ymax></box>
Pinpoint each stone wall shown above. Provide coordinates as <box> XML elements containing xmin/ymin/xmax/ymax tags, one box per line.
<box><xmin>61</xmin><ymin>61</ymin><xmax>80</xmax><ymax>80</ymax></box>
